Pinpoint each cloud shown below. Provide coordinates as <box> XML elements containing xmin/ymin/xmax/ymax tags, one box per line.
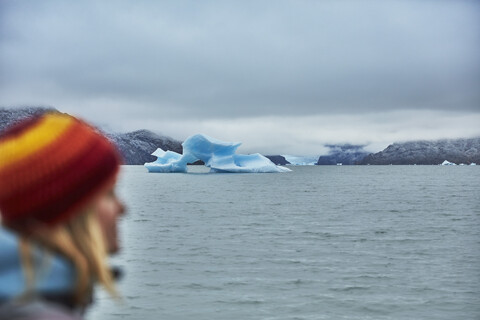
<box><xmin>93</xmin><ymin>109</ymin><xmax>479</xmax><ymax>156</ymax></box>
<box><xmin>2</xmin><ymin>1</ymin><xmax>479</xmax><ymax>113</ymax></box>
<box><xmin>1</xmin><ymin>1</ymin><xmax>479</xmax><ymax>154</ymax></box>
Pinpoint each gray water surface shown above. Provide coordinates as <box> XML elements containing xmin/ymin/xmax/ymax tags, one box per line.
<box><xmin>89</xmin><ymin>165</ymin><xmax>480</xmax><ymax>320</ymax></box>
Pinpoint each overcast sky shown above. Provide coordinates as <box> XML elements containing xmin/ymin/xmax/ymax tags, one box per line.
<box><xmin>1</xmin><ymin>0</ymin><xmax>479</xmax><ymax>155</ymax></box>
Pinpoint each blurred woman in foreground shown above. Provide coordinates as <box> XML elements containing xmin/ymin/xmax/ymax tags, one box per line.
<box><xmin>0</xmin><ymin>113</ymin><xmax>125</xmax><ymax>319</ymax></box>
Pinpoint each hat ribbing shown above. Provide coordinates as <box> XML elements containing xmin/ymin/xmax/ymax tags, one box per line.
<box><xmin>0</xmin><ymin>113</ymin><xmax>121</xmax><ymax>229</ymax></box>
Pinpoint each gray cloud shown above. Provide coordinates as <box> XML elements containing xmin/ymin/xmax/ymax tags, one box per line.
<box><xmin>1</xmin><ymin>0</ymin><xmax>479</xmax><ymax>154</ymax></box>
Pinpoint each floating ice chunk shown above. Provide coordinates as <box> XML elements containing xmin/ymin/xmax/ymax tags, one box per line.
<box><xmin>441</xmin><ymin>160</ymin><xmax>456</xmax><ymax>166</ymax></box>
<box><xmin>144</xmin><ymin>134</ymin><xmax>291</xmax><ymax>173</ymax></box>
<box><xmin>182</xmin><ymin>134</ymin><xmax>242</xmax><ymax>167</ymax></box>
<box><xmin>470</xmin><ymin>163</ymin><xmax>477</xmax><ymax>166</ymax></box>
<box><xmin>209</xmin><ymin>153</ymin><xmax>291</xmax><ymax>173</ymax></box>
<box><xmin>144</xmin><ymin>148</ymin><xmax>188</xmax><ymax>172</ymax></box>
<box><xmin>283</xmin><ymin>155</ymin><xmax>318</xmax><ymax>165</ymax></box>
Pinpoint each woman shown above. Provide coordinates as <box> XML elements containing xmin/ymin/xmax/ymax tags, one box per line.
<box><xmin>0</xmin><ymin>112</ymin><xmax>125</xmax><ymax>319</ymax></box>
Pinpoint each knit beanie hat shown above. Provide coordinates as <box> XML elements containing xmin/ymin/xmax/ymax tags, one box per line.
<box><xmin>0</xmin><ymin>113</ymin><xmax>122</xmax><ymax>229</ymax></box>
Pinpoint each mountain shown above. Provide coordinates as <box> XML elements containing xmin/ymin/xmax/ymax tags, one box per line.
<box><xmin>106</xmin><ymin>130</ymin><xmax>182</xmax><ymax>165</ymax></box>
<box><xmin>265</xmin><ymin>155</ymin><xmax>290</xmax><ymax>165</ymax></box>
<box><xmin>0</xmin><ymin>107</ymin><xmax>59</xmax><ymax>132</ymax></box>
<box><xmin>316</xmin><ymin>144</ymin><xmax>369</xmax><ymax>165</ymax></box>
<box><xmin>3</xmin><ymin>107</ymin><xmax>479</xmax><ymax>166</ymax></box>
<box><xmin>358</xmin><ymin>138</ymin><xmax>480</xmax><ymax>165</ymax></box>
<box><xmin>0</xmin><ymin>107</ymin><xmax>182</xmax><ymax>165</ymax></box>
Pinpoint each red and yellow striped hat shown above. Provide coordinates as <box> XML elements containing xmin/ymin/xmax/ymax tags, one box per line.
<box><xmin>0</xmin><ymin>112</ymin><xmax>122</xmax><ymax>229</ymax></box>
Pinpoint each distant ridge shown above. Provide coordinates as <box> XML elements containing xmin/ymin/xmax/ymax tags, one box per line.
<box><xmin>358</xmin><ymin>138</ymin><xmax>480</xmax><ymax>165</ymax></box>
<box><xmin>106</xmin><ymin>130</ymin><xmax>182</xmax><ymax>165</ymax></box>
<box><xmin>0</xmin><ymin>106</ymin><xmax>59</xmax><ymax>131</ymax></box>
<box><xmin>265</xmin><ymin>155</ymin><xmax>290</xmax><ymax>165</ymax></box>
<box><xmin>317</xmin><ymin>144</ymin><xmax>369</xmax><ymax>165</ymax></box>
<box><xmin>0</xmin><ymin>107</ymin><xmax>182</xmax><ymax>165</ymax></box>
<box><xmin>2</xmin><ymin>107</ymin><xmax>479</xmax><ymax>166</ymax></box>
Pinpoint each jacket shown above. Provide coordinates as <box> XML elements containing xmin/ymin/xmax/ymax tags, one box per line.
<box><xmin>0</xmin><ymin>227</ymin><xmax>81</xmax><ymax>319</ymax></box>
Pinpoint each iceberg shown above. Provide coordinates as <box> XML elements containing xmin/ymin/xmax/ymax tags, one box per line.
<box><xmin>143</xmin><ymin>148</ymin><xmax>188</xmax><ymax>172</ymax></box>
<box><xmin>282</xmin><ymin>155</ymin><xmax>318</xmax><ymax>166</ymax></box>
<box><xmin>441</xmin><ymin>160</ymin><xmax>456</xmax><ymax>166</ymax></box>
<box><xmin>144</xmin><ymin>134</ymin><xmax>291</xmax><ymax>173</ymax></box>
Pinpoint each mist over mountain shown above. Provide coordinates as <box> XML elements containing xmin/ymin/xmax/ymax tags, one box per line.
<box><xmin>359</xmin><ymin>139</ymin><xmax>480</xmax><ymax>165</ymax></box>
<box><xmin>317</xmin><ymin>144</ymin><xmax>370</xmax><ymax>165</ymax></box>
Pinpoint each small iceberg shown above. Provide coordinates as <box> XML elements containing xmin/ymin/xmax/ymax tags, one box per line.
<box><xmin>145</xmin><ymin>134</ymin><xmax>291</xmax><ymax>173</ymax></box>
<box><xmin>441</xmin><ymin>160</ymin><xmax>456</xmax><ymax>166</ymax></box>
<box><xmin>282</xmin><ymin>155</ymin><xmax>318</xmax><ymax>166</ymax></box>
<box><xmin>143</xmin><ymin>148</ymin><xmax>188</xmax><ymax>173</ymax></box>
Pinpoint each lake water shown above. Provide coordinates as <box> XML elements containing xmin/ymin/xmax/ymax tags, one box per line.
<box><xmin>89</xmin><ymin>165</ymin><xmax>480</xmax><ymax>320</ymax></box>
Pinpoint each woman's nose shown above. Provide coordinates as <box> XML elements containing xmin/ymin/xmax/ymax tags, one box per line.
<box><xmin>117</xmin><ymin>199</ymin><xmax>126</xmax><ymax>216</ymax></box>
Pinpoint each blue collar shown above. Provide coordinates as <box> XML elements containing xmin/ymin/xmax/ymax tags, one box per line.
<box><xmin>0</xmin><ymin>227</ymin><xmax>76</xmax><ymax>300</ymax></box>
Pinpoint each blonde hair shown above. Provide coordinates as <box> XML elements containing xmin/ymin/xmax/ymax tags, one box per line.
<box><xmin>17</xmin><ymin>208</ymin><xmax>118</xmax><ymax>306</ymax></box>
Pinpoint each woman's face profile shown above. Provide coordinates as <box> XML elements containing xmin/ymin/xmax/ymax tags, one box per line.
<box><xmin>94</xmin><ymin>187</ymin><xmax>125</xmax><ymax>254</ymax></box>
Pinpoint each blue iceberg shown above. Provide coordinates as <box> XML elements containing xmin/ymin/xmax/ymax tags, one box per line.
<box><xmin>144</xmin><ymin>148</ymin><xmax>188</xmax><ymax>173</ymax></box>
<box><xmin>283</xmin><ymin>155</ymin><xmax>318</xmax><ymax>166</ymax></box>
<box><xmin>144</xmin><ymin>134</ymin><xmax>291</xmax><ymax>173</ymax></box>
